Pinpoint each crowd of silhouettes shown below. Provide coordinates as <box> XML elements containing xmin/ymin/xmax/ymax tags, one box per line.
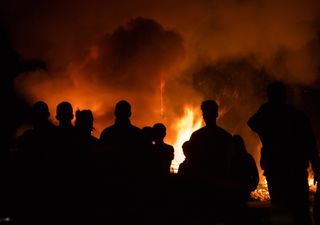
<box><xmin>2</xmin><ymin>81</ymin><xmax>320</xmax><ymax>225</ymax></box>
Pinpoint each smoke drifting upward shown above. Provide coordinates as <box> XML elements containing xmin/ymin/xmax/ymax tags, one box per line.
<box><xmin>4</xmin><ymin>0</ymin><xmax>320</xmax><ymax>162</ymax></box>
<box><xmin>14</xmin><ymin>17</ymin><xmax>185</xmax><ymax>135</ymax></box>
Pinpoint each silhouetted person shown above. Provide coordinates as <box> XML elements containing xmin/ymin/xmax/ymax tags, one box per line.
<box><xmin>149</xmin><ymin>123</ymin><xmax>175</xmax><ymax>220</ymax></box>
<box><xmin>153</xmin><ymin>123</ymin><xmax>174</xmax><ymax>175</ymax></box>
<box><xmin>186</xmin><ymin>100</ymin><xmax>234</xmax><ymax>182</ymax></box>
<box><xmin>75</xmin><ymin>109</ymin><xmax>99</xmax><ymax>154</ymax></box>
<box><xmin>74</xmin><ymin>109</ymin><xmax>98</xmax><ymax>225</ymax></box>
<box><xmin>177</xmin><ymin>141</ymin><xmax>191</xmax><ymax>177</ymax></box>
<box><xmin>248</xmin><ymin>81</ymin><xmax>320</xmax><ymax>225</ymax></box>
<box><xmin>99</xmin><ymin>100</ymin><xmax>146</xmax><ymax>225</ymax></box>
<box><xmin>182</xmin><ymin>100</ymin><xmax>235</xmax><ymax>225</ymax></box>
<box><xmin>231</xmin><ymin>135</ymin><xmax>259</xmax><ymax>201</ymax></box>
<box><xmin>14</xmin><ymin>101</ymin><xmax>57</xmax><ymax>224</ymax></box>
<box><xmin>54</xmin><ymin>101</ymin><xmax>77</xmax><ymax>159</ymax></box>
<box><xmin>56</xmin><ymin>101</ymin><xmax>74</xmax><ymax>129</ymax></box>
<box><xmin>16</xmin><ymin>101</ymin><xmax>56</xmax><ymax>160</ymax></box>
<box><xmin>53</xmin><ymin>101</ymin><xmax>79</xmax><ymax>224</ymax></box>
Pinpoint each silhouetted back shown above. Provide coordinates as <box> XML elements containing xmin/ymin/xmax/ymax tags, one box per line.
<box><xmin>248</xmin><ymin>81</ymin><xmax>320</xmax><ymax>225</ymax></box>
<box><xmin>186</xmin><ymin>100</ymin><xmax>234</xmax><ymax>182</ymax></box>
<box><xmin>230</xmin><ymin>135</ymin><xmax>259</xmax><ymax>200</ymax></box>
<box><xmin>99</xmin><ymin>100</ymin><xmax>145</xmax><ymax>182</ymax></box>
<box><xmin>248</xmin><ymin>82</ymin><xmax>319</xmax><ymax>174</ymax></box>
<box><xmin>75</xmin><ymin>109</ymin><xmax>98</xmax><ymax>159</ymax></box>
<box><xmin>55</xmin><ymin>101</ymin><xmax>76</xmax><ymax>146</ymax></box>
<box><xmin>14</xmin><ymin>101</ymin><xmax>57</xmax><ymax>224</ymax></box>
<box><xmin>16</xmin><ymin>100</ymin><xmax>56</xmax><ymax>162</ymax></box>
<box><xmin>153</xmin><ymin>123</ymin><xmax>174</xmax><ymax>175</ymax></box>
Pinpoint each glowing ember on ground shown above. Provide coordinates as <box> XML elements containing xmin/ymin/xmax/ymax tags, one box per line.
<box><xmin>171</xmin><ymin>106</ymin><xmax>202</xmax><ymax>173</ymax></box>
<box><xmin>251</xmin><ymin>176</ymin><xmax>270</xmax><ymax>201</ymax></box>
<box><xmin>251</xmin><ymin>173</ymin><xmax>317</xmax><ymax>201</ymax></box>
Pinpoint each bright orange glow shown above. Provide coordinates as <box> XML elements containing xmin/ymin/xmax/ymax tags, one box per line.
<box><xmin>171</xmin><ymin>106</ymin><xmax>202</xmax><ymax>173</ymax></box>
<box><xmin>251</xmin><ymin>176</ymin><xmax>270</xmax><ymax>201</ymax></box>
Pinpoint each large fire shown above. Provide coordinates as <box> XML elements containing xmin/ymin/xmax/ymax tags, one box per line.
<box><xmin>171</xmin><ymin>107</ymin><xmax>318</xmax><ymax>201</ymax></box>
<box><xmin>171</xmin><ymin>106</ymin><xmax>203</xmax><ymax>173</ymax></box>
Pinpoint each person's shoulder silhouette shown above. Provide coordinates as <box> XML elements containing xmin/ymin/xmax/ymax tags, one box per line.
<box><xmin>231</xmin><ymin>135</ymin><xmax>259</xmax><ymax>198</ymax></box>
<box><xmin>74</xmin><ymin>108</ymin><xmax>96</xmax><ymax>146</ymax></box>
<box><xmin>187</xmin><ymin>99</ymin><xmax>233</xmax><ymax>180</ymax></box>
<box><xmin>17</xmin><ymin>100</ymin><xmax>56</xmax><ymax>151</ymax></box>
<box><xmin>75</xmin><ymin>109</ymin><xmax>98</xmax><ymax>143</ymax></box>
<box><xmin>100</xmin><ymin>100</ymin><xmax>141</xmax><ymax>142</ymax></box>
<box><xmin>153</xmin><ymin>123</ymin><xmax>174</xmax><ymax>175</ymax></box>
<box><xmin>31</xmin><ymin>101</ymin><xmax>56</xmax><ymax>131</ymax></box>
<box><xmin>248</xmin><ymin>81</ymin><xmax>319</xmax><ymax>225</ymax></box>
<box><xmin>99</xmin><ymin>100</ymin><xmax>144</xmax><ymax>174</ymax></box>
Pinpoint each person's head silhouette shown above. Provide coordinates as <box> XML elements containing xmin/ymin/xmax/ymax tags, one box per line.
<box><xmin>56</xmin><ymin>101</ymin><xmax>74</xmax><ymax>127</ymax></box>
<box><xmin>153</xmin><ymin>123</ymin><xmax>166</xmax><ymax>143</ymax></box>
<box><xmin>32</xmin><ymin>101</ymin><xmax>50</xmax><ymax>120</ymax></box>
<box><xmin>114</xmin><ymin>100</ymin><xmax>131</xmax><ymax>120</ymax></box>
<box><xmin>201</xmin><ymin>100</ymin><xmax>218</xmax><ymax>126</ymax></box>
<box><xmin>32</xmin><ymin>101</ymin><xmax>50</xmax><ymax>127</ymax></box>
<box><xmin>75</xmin><ymin>109</ymin><xmax>94</xmax><ymax>135</ymax></box>
<box><xmin>267</xmin><ymin>81</ymin><xmax>287</xmax><ymax>104</ymax></box>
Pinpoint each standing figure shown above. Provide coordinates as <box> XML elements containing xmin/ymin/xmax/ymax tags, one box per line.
<box><xmin>14</xmin><ymin>101</ymin><xmax>56</xmax><ymax>225</ymax></box>
<box><xmin>99</xmin><ymin>100</ymin><xmax>145</xmax><ymax>225</ymax></box>
<box><xmin>53</xmin><ymin>101</ymin><xmax>78</xmax><ymax>224</ymax></box>
<box><xmin>182</xmin><ymin>100</ymin><xmax>235</xmax><ymax>225</ymax></box>
<box><xmin>231</xmin><ymin>135</ymin><xmax>259</xmax><ymax>201</ymax></box>
<box><xmin>248</xmin><ymin>81</ymin><xmax>320</xmax><ymax>225</ymax></box>
<box><xmin>153</xmin><ymin>123</ymin><xmax>174</xmax><ymax>176</ymax></box>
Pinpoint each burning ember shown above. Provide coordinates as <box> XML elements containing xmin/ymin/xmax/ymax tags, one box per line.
<box><xmin>250</xmin><ymin>169</ymin><xmax>318</xmax><ymax>201</ymax></box>
<box><xmin>250</xmin><ymin>176</ymin><xmax>270</xmax><ymax>201</ymax></box>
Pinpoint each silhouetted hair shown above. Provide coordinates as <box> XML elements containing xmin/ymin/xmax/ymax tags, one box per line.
<box><xmin>56</xmin><ymin>101</ymin><xmax>74</xmax><ymax>121</ymax></box>
<box><xmin>114</xmin><ymin>100</ymin><xmax>131</xmax><ymax>118</ymax></box>
<box><xmin>201</xmin><ymin>100</ymin><xmax>218</xmax><ymax>119</ymax></box>
<box><xmin>267</xmin><ymin>81</ymin><xmax>287</xmax><ymax>103</ymax></box>
<box><xmin>75</xmin><ymin>109</ymin><xmax>94</xmax><ymax>131</ymax></box>
<box><xmin>32</xmin><ymin>101</ymin><xmax>50</xmax><ymax>120</ymax></box>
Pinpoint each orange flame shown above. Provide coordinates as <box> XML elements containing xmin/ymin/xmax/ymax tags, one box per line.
<box><xmin>171</xmin><ymin>106</ymin><xmax>202</xmax><ymax>173</ymax></box>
